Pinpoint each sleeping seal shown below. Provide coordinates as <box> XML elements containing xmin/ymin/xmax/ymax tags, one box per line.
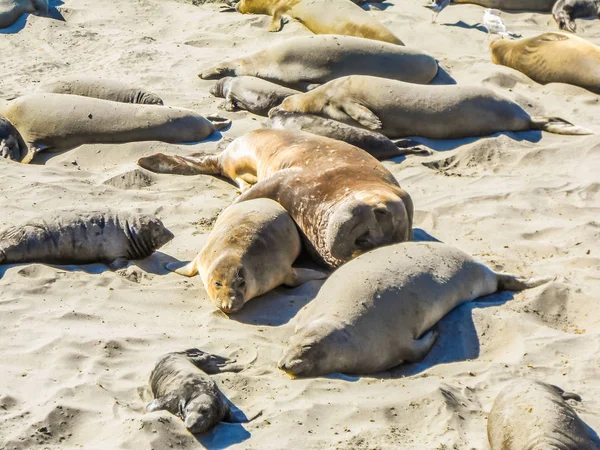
<box><xmin>488</xmin><ymin>379</ymin><xmax>596</xmax><ymax>450</ymax></box>
<box><xmin>275</xmin><ymin>75</ymin><xmax>592</xmax><ymax>139</ymax></box>
<box><xmin>167</xmin><ymin>199</ymin><xmax>327</xmax><ymax>313</ymax></box>
<box><xmin>278</xmin><ymin>242</ymin><xmax>549</xmax><ymax>377</ymax></box>
<box><xmin>0</xmin><ymin>0</ymin><xmax>48</xmax><ymax>28</ymax></box>
<box><xmin>552</xmin><ymin>0</ymin><xmax>599</xmax><ymax>31</ymax></box>
<box><xmin>0</xmin><ymin>211</ymin><xmax>173</xmax><ymax>265</ymax></box>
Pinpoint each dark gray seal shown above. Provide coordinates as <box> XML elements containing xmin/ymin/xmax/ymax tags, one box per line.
<box><xmin>552</xmin><ymin>0</ymin><xmax>600</xmax><ymax>32</ymax></box>
<box><xmin>0</xmin><ymin>114</ymin><xmax>27</xmax><ymax>162</ymax></box>
<box><xmin>0</xmin><ymin>0</ymin><xmax>48</xmax><ymax>28</ymax></box>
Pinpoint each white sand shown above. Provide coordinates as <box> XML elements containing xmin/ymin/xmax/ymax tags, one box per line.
<box><xmin>1</xmin><ymin>1</ymin><xmax>599</xmax><ymax>449</ymax></box>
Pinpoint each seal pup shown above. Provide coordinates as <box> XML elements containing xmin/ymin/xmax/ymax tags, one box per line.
<box><xmin>0</xmin><ymin>0</ymin><xmax>48</xmax><ymax>28</ymax></box>
<box><xmin>278</xmin><ymin>241</ymin><xmax>550</xmax><ymax>377</ymax></box>
<box><xmin>138</xmin><ymin>129</ymin><xmax>414</xmax><ymax>269</ymax></box>
<box><xmin>0</xmin><ymin>94</ymin><xmax>230</xmax><ymax>163</ymax></box>
<box><xmin>39</xmin><ymin>77</ymin><xmax>164</xmax><ymax>105</ymax></box>
<box><xmin>488</xmin><ymin>379</ymin><xmax>596</xmax><ymax>449</ymax></box>
<box><xmin>199</xmin><ymin>35</ymin><xmax>438</xmax><ymax>90</ymax></box>
<box><xmin>268</xmin><ymin>110</ymin><xmax>431</xmax><ymax>160</ymax></box>
<box><xmin>167</xmin><ymin>199</ymin><xmax>327</xmax><ymax>313</ymax></box>
<box><xmin>0</xmin><ymin>114</ymin><xmax>27</xmax><ymax>162</ymax></box>
<box><xmin>234</xmin><ymin>0</ymin><xmax>404</xmax><ymax>45</ymax></box>
<box><xmin>0</xmin><ymin>211</ymin><xmax>173</xmax><ymax>265</ymax></box>
<box><xmin>276</xmin><ymin>75</ymin><xmax>592</xmax><ymax>139</ymax></box>
<box><xmin>490</xmin><ymin>33</ymin><xmax>600</xmax><ymax>95</ymax></box>
<box><xmin>147</xmin><ymin>349</ymin><xmax>246</xmax><ymax>434</ymax></box>
<box><xmin>447</xmin><ymin>0</ymin><xmax>555</xmax><ymax>11</ymax></box>
<box><xmin>553</xmin><ymin>0</ymin><xmax>599</xmax><ymax>32</ymax></box>
<box><xmin>210</xmin><ymin>77</ymin><xmax>300</xmax><ymax>116</ymax></box>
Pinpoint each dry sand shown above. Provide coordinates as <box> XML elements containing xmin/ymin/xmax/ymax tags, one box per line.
<box><xmin>1</xmin><ymin>1</ymin><xmax>599</xmax><ymax>449</ymax></box>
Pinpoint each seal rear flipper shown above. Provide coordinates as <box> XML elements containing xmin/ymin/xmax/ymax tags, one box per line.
<box><xmin>206</xmin><ymin>114</ymin><xmax>232</xmax><ymax>131</ymax></box>
<box><xmin>21</xmin><ymin>143</ymin><xmax>46</xmax><ymax>164</ymax></box>
<box><xmin>138</xmin><ymin>153</ymin><xmax>221</xmax><ymax>176</ymax></box>
<box><xmin>495</xmin><ymin>273</ymin><xmax>554</xmax><ymax>291</ymax></box>
<box><xmin>284</xmin><ymin>267</ymin><xmax>330</xmax><ymax>287</ymax></box>
<box><xmin>268</xmin><ymin>13</ymin><xmax>284</xmax><ymax>32</ymax></box>
<box><xmin>530</xmin><ymin>116</ymin><xmax>593</xmax><ymax>135</ymax></box>
<box><xmin>392</xmin><ymin>140</ymin><xmax>433</xmax><ymax>156</ymax></box>
<box><xmin>342</xmin><ymin>102</ymin><xmax>383</xmax><ymax>130</ymax></box>
<box><xmin>183</xmin><ymin>348</ymin><xmax>250</xmax><ymax>374</ymax></box>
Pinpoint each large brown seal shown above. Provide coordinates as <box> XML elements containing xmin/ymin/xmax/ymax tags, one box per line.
<box><xmin>0</xmin><ymin>114</ymin><xmax>27</xmax><ymax>162</ymax></box>
<box><xmin>210</xmin><ymin>76</ymin><xmax>300</xmax><ymax>116</ymax></box>
<box><xmin>553</xmin><ymin>0</ymin><xmax>600</xmax><ymax>32</ymax></box>
<box><xmin>138</xmin><ymin>129</ymin><xmax>414</xmax><ymax>269</ymax></box>
<box><xmin>0</xmin><ymin>94</ymin><xmax>230</xmax><ymax>163</ymax></box>
<box><xmin>490</xmin><ymin>33</ymin><xmax>600</xmax><ymax>95</ymax></box>
<box><xmin>167</xmin><ymin>199</ymin><xmax>327</xmax><ymax>313</ymax></box>
<box><xmin>488</xmin><ymin>379</ymin><xmax>596</xmax><ymax>449</ymax></box>
<box><xmin>0</xmin><ymin>0</ymin><xmax>48</xmax><ymax>28</ymax></box>
<box><xmin>0</xmin><ymin>211</ymin><xmax>174</xmax><ymax>265</ymax></box>
<box><xmin>234</xmin><ymin>0</ymin><xmax>403</xmax><ymax>45</ymax></box>
<box><xmin>199</xmin><ymin>35</ymin><xmax>438</xmax><ymax>91</ymax></box>
<box><xmin>278</xmin><ymin>242</ymin><xmax>549</xmax><ymax>377</ymax></box>
<box><xmin>451</xmin><ymin>0</ymin><xmax>555</xmax><ymax>11</ymax></box>
<box><xmin>276</xmin><ymin>75</ymin><xmax>592</xmax><ymax>139</ymax></box>
<box><xmin>39</xmin><ymin>76</ymin><xmax>164</xmax><ymax>105</ymax></box>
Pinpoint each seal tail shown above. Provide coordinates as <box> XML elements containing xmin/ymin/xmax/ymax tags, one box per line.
<box><xmin>496</xmin><ymin>274</ymin><xmax>553</xmax><ymax>291</ymax></box>
<box><xmin>530</xmin><ymin>116</ymin><xmax>593</xmax><ymax>135</ymax></box>
<box><xmin>138</xmin><ymin>152</ymin><xmax>222</xmax><ymax>176</ymax></box>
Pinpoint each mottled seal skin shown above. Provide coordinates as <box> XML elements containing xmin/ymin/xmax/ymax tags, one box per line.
<box><xmin>39</xmin><ymin>77</ymin><xmax>164</xmax><ymax>105</ymax></box>
<box><xmin>451</xmin><ymin>0</ymin><xmax>555</xmax><ymax>11</ymax></box>
<box><xmin>210</xmin><ymin>76</ymin><xmax>300</xmax><ymax>116</ymax></box>
<box><xmin>199</xmin><ymin>35</ymin><xmax>438</xmax><ymax>91</ymax></box>
<box><xmin>278</xmin><ymin>242</ymin><xmax>549</xmax><ymax>377</ymax></box>
<box><xmin>147</xmin><ymin>349</ymin><xmax>244</xmax><ymax>434</ymax></box>
<box><xmin>0</xmin><ymin>94</ymin><xmax>230</xmax><ymax>164</ymax></box>
<box><xmin>167</xmin><ymin>199</ymin><xmax>327</xmax><ymax>313</ymax></box>
<box><xmin>490</xmin><ymin>33</ymin><xmax>600</xmax><ymax>95</ymax></box>
<box><xmin>553</xmin><ymin>0</ymin><xmax>599</xmax><ymax>32</ymax></box>
<box><xmin>138</xmin><ymin>129</ymin><xmax>413</xmax><ymax>269</ymax></box>
<box><xmin>0</xmin><ymin>114</ymin><xmax>27</xmax><ymax>162</ymax></box>
<box><xmin>235</xmin><ymin>0</ymin><xmax>403</xmax><ymax>45</ymax></box>
<box><xmin>0</xmin><ymin>0</ymin><xmax>48</xmax><ymax>28</ymax></box>
<box><xmin>268</xmin><ymin>110</ymin><xmax>432</xmax><ymax>160</ymax></box>
<box><xmin>277</xmin><ymin>75</ymin><xmax>592</xmax><ymax>139</ymax></box>
<box><xmin>488</xmin><ymin>379</ymin><xmax>596</xmax><ymax>450</ymax></box>
<box><xmin>0</xmin><ymin>211</ymin><xmax>174</xmax><ymax>265</ymax></box>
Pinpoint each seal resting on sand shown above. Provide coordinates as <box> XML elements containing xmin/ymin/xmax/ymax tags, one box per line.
<box><xmin>278</xmin><ymin>242</ymin><xmax>549</xmax><ymax>377</ymax></box>
<box><xmin>199</xmin><ymin>35</ymin><xmax>438</xmax><ymax>91</ymax></box>
<box><xmin>138</xmin><ymin>129</ymin><xmax>414</xmax><ymax>269</ymax></box>
<box><xmin>147</xmin><ymin>349</ymin><xmax>247</xmax><ymax>434</ymax></box>
<box><xmin>210</xmin><ymin>76</ymin><xmax>300</xmax><ymax>116</ymax></box>
<box><xmin>167</xmin><ymin>199</ymin><xmax>327</xmax><ymax>313</ymax></box>
<box><xmin>275</xmin><ymin>75</ymin><xmax>592</xmax><ymax>139</ymax></box>
<box><xmin>233</xmin><ymin>0</ymin><xmax>404</xmax><ymax>45</ymax></box>
<box><xmin>490</xmin><ymin>33</ymin><xmax>600</xmax><ymax>95</ymax></box>
<box><xmin>0</xmin><ymin>0</ymin><xmax>48</xmax><ymax>28</ymax></box>
<box><xmin>552</xmin><ymin>0</ymin><xmax>599</xmax><ymax>32</ymax></box>
<box><xmin>0</xmin><ymin>94</ymin><xmax>230</xmax><ymax>163</ymax></box>
<box><xmin>0</xmin><ymin>114</ymin><xmax>27</xmax><ymax>162</ymax></box>
<box><xmin>39</xmin><ymin>76</ymin><xmax>164</xmax><ymax>105</ymax></box>
<box><xmin>0</xmin><ymin>211</ymin><xmax>173</xmax><ymax>265</ymax></box>
<box><xmin>448</xmin><ymin>0</ymin><xmax>555</xmax><ymax>11</ymax></box>
<box><xmin>488</xmin><ymin>379</ymin><xmax>596</xmax><ymax>450</ymax></box>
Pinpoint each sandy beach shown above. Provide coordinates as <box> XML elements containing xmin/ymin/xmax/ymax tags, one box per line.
<box><xmin>1</xmin><ymin>0</ymin><xmax>599</xmax><ymax>449</ymax></box>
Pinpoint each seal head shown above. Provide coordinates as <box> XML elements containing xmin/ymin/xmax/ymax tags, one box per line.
<box><xmin>126</xmin><ymin>216</ymin><xmax>174</xmax><ymax>259</ymax></box>
<box><xmin>205</xmin><ymin>254</ymin><xmax>248</xmax><ymax>313</ymax></box>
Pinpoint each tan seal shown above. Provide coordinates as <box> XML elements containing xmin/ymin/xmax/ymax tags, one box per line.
<box><xmin>138</xmin><ymin>129</ymin><xmax>414</xmax><ymax>269</ymax></box>
<box><xmin>167</xmin><ymin>198</ymin><xmax>327</xmax><ymax>314</ymax></box>
<box><xmin>234</xmin><ymin>0</ymin><xmax>403</xmax><ymax>44</ymax></box>
<box><xmin>0</xmin><ymin>0</ymin><xmax>48</xmax><ymax>28</ymax></box>
<box><xmin>490</xmin><ymin>33</ymin><xmax>600</xmax><ymax>95</ymax></box>
<box><xmin>552</xmin><ymin>0</ymin><xmax>599</xmax><ymax>32</ymax></box>
<box><xmin>488</xmin><ymin>379</ymin><xmax>596</xmax><ymax>450</ymax></box>
<box><xmin>0</xmin><ymin>94</ymin><xmax>230</xmax><ymax>163</ymax></box>
<box><xmin>278</xmin><ymin>241</ymin><xmax>549</xmax><ymax>377</ymax></box>
<box><xmin>276</xmin><ymin>75</ymin><xmax>593</xmax><ymax>139</ymax></box>
<box><xmin>199</xmin><ymin>35</ymin><xmax>438</xmax><ymax>91</ymax></box>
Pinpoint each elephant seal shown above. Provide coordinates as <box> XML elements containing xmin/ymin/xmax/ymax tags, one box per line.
<box><xmin>276</xmin><ymin>75</ymin><xmax>592</xmax><ymax>139</ymax></box>
<box><xmin>39</xmin><ymin>77</ymin><xmax>164</xmax><ymax>105</ymax></box>
<box><xmin>234</xmin><ymin>0</ymin><xmax>403</xmax><ymax>45</ymax></box>
<box><xmin>0</xmin><ymin>114</ymin><xmax>27</xmax><ymax>162</ymax></box>
<box><xmin>490</xmin><ymin>33</ymin><xmax>600</xmax><ymax>95</ymax></box>
<box><xmin>268</xmin><ymin>110</ymin><xmax>431</xmax><ymax>160</ymax></box>
<box><xmin>553</xmin><ymin>0</ymin><xmax>599</xmax><ymax>32</ymax></box>
<box><xmin>0</xmin><ymin>94</ymin><xmax>230</xmax><ymax>163</ymax></box>
<box><xmin>199</xmin><ymin>35</ymin><xmax>438</xmax><ymax>91</ymax></box>
<box><xmin>138</xmin><ymin>129</ymin><xmax>414</xmax><ymax>269</ymax></box>
<box><xmin>210</xmin><ymin>76</ymin><xmax>300</xmax><ymax>116</ymax></box>
<box><xmin>0</xmin><ymin>0</ymin><xmax>48</xmax><ymax>28</ymax></box>
<box><xmin>147</xmin><ymin>349</ymin><xmax>247</xmax><ymax>434</ymax></box>
<box><xmin>167</xmin><ymin>199</ymin><xmax>327</xmax><ymax>313</ymax></box>
<box><xmin>450</xmin><ymin>0</ymin><xmax>555</xmax><ymax>11</ymax></box>
<box><xmin>0</xmin><ymin>211</ymin><xmax>174</xmax><ymax>265</ymax></box>
<box><xmin>278</xmin><ymin>241</ymin><xmax>549</xmax><ymax>377</ymax></box>
<box><xmin>488</xmin><ymin>379</ymin><xmax>596</xmax><ymax>450</ymax></box>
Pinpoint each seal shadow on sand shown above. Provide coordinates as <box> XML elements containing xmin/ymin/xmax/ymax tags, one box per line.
<box><xmin>0</xmin><ymin>1</ymin><xmax>65</xmax><ymax>35</ymax></box>
<box><xmin>443</xmin><ymin>20</ymin><xmax>488</xmax><ymax>34</ymax></box>
<box><xmin>195</xmin><ymin>422</ymin><xmax>251</xmax><ymax>450</ymax></box>
<box><xmin>407</xmin><ymin>130</ymin><xmax>542</xmax><ymax>153</ymax></box>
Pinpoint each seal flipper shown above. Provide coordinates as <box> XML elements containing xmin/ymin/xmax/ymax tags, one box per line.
<box><xmin>233</xmin><ymin>168</ymin><xmax>299</xmax><ymax>204</ymax></box>
<box><xmin>284</xmin><ymin>267</ymin><xmax>329</xmax><ymax>287</ymax></box>
<box><xmin>183</xmin><ymin>348</ymin><xmax>247</xmax><ymax>374</ymax></box>
<box><xmin>268</xmin><ymin>12</ymin><xmax>284</xmax><ymax>32</ymax></box>
<box><xmin>405</xmin><ymin>329</ymin><xmax>439</xmax><ymax>363</ymax></box>
<box><xmin>530</xmin><ymin>116</ymin><xmax>593</xmax><ymax>135</ymax></box>
<box><xmin>495</xmin><ymin>273</ymin><xmax>553</xmax><ymax>291</ymax></box>
<box><xmin>21</xmin><ymin>143</ymin><xmax>46</xmax><ymax>164</ymax></box>
<box><xmin>167</xmin><ymin>254</ymin><xmax>201</xmax><ymax>277</ymax></box>
<box><xmin>146</xmin><ymin>396</ymin><xmax>169</xmax><ymax>413</ymax></box>
<box><xmin>342</xmin><ymin>102</ymin><xmax>383</xmax><ymax>130</ymax></box>
<box><xmin>206</xmin><ymin>114</ymin><xmax>232</xmax><ymax>131</ymax></box>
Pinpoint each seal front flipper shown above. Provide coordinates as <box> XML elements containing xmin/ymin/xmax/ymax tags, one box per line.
<box><xmin>167</xmin><ymin>253</ymin><xmax>202</xmax><ymax>277</ymax></box>
<box><xmin>405</xmin><ymin>328</ymin><xmax>439</xmax><ymax>363</ymax></box>
<box><xmin>268</xmin><ymin>12</ymin><xmax>284</xmax><ymax>32</ymax></box>
<box><xmin>342</xmin><ymin>102</ymin><xmax>383</xmax><ymax>130</ymax></box>
<box><xmin>284</xmin><ymin>268</ymin><xmax>330</xmax><ymax>287</ymax></box>
<box><xmin>146</xmin><ymin>396</ymin><xmax>171</xmax><ymax>413</ymax></box>
<box><xmin>233</xmin><ymin>169</ymin><xmax>299</xmax><ymax>204</ymax></box>
<box><xmin>21</xmin><ymin>143</ymin><xmax>47</xmax><ymax>164</ymax></box>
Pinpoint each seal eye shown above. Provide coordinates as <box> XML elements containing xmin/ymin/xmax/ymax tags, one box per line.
<box><xmin>214</xmin><ymin>282</ymin><xmax>223</xmax><ymax>287</ymax></box>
